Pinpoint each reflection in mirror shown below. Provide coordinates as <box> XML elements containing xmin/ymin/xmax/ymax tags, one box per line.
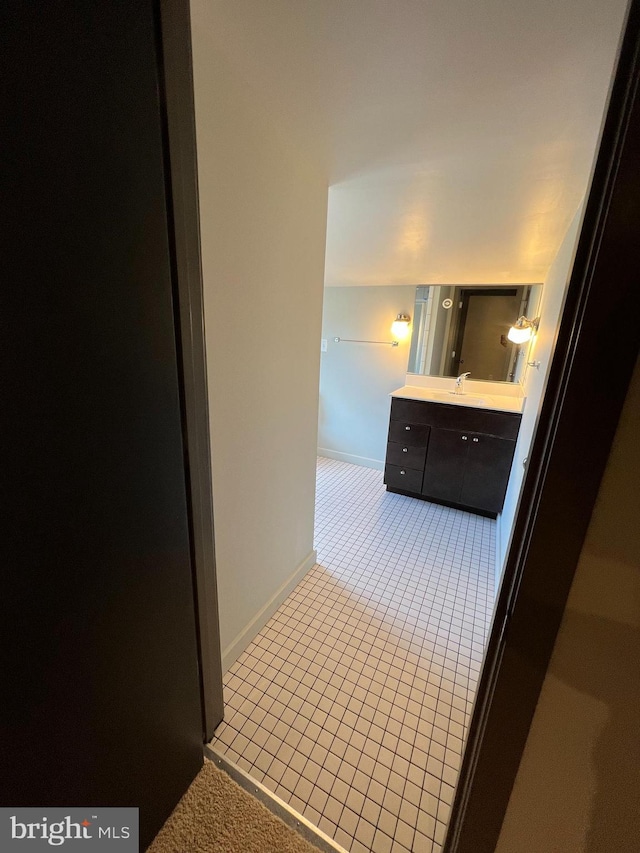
<box><xmin>407</xmin><ymin>284</ymin><xmax>542</xmax><ymax>383</ymax></box>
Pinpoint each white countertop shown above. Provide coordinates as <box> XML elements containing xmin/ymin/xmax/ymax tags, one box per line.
<box><xmin>390</xmin><ymin>385</ymin><xmax>525</xmax><ymax>414</ymax></box>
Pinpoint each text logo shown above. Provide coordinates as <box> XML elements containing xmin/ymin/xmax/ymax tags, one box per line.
<box><xmin>1</xmin><ymin>808</ymin><xmax>138</xmax><ymax>850</ymax></box>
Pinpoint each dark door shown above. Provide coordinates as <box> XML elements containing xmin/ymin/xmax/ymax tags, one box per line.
<box><xmin>423</xmin><ymin>429</ymin><xmax>469</xmax><ymax>503</ymax></box>
<box><xmin>452</xmin><ymin>288</ymin><xmax>522</xmax><ymax>381</ymax></box>
<box><xmin>460</xmin><ymin>434</ymin><xmax>517</xmax><ymax>514</ymax></box>
<box><xmin>444</xmin><ymin>4</ymin><xmax>640</xmax><ymax>848</ymax></box>
<box><xmin>1</xmin><ymin>1</ymin><xmax>204</xmax><ymax>847</ymax></box>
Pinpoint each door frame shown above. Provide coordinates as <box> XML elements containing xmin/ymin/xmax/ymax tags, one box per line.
<box><xmin>451</xmin><ymin>287</ymin><xmax>520</xmax><ymax>379</ymax></box>
<box><xmin>444</xmin><ymin>1</ymin><xmax>640</xmax><ymax>850</ymax></box>
<box><xmin>156</xmin><ymin>0</ymin><xmax>224</xmax><ymax>740</ymax></box>
<box><xmin>154</xmin><ymin>0</ymin><xmax>640</xmax><ymax>832</ymax></box>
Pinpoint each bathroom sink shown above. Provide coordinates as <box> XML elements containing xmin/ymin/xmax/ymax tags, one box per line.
<box><xmin>448</xmin><ymin>394</ymin><xmax>492</xmax><ymax>406</ymax></box>
<box><xmin>423</xmin><ymin>389</ymin><xmax>493</xmax><ymax>407</ymax></box>
<box><xmin>415</xmin><ymin>389</ymin><xmax>453</xmax><ymax>401</ymax></box>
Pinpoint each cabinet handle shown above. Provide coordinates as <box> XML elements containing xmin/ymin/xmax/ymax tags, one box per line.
<box><xmin>461</xmin><ymin>435</ymin><xmax>468</xmax><ymax>440</ymax></box>
<box><xmin>400</xmin><ymin>470</ymin><xmax>406</xmax><ymax>475</ymax></box>
<box><xmin>405</xmin><ymin>425</ymin><xmax>411</xmax><ymax>430</ymax></box>
<box><xmin>402</xmin><ymin>447</ymin><xmax>408</xmax><ymax>452</ymax></box>
<box><xmin>473</xmin><ymin>437</ymin><xmax>479</xmax><ymax>442</ymax></box>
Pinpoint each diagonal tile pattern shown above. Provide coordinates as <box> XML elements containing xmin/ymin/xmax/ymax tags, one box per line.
<box><xmin>211</xmin><ymin>457</ymin><xmax>495</xmax><ymax>852</ymax></box>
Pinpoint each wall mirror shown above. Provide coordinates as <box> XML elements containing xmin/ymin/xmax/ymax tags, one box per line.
<box><xmin>407</xmin><ymin>284</ymin><xmax>542</xmax><ymax>383</ymax></box>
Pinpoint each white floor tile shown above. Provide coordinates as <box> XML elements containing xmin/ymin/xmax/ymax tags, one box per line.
<box><xmin>211</xmin><ymin>457</ymin><xmax>495</xmax><ymax>853</ymax></box>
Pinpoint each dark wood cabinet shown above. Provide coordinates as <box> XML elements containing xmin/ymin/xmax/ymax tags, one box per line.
<box><xmin>459</xmin><ymin>431</ymin><xmax>518</xmax><ymax>512</ymax></box>
<box><xmin>384</xmin><ymin>397</ymin><xmax>521</xmax><ymax>517</ymax></box>
<box><xmin>384</xmin><ymin>463</ymin><xmax>425</xmax><ymax>493</ymax></box>
<box><xmin>386</xmin><ymin>440</ymin><xmax>428</xmax><ymax>469</ymax></box>
<box><xmin>421</xmin><ymin>428</ymin><xmax>468</xmax><ymax>504</ymax></box>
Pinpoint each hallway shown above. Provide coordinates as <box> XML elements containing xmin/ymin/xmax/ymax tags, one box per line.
<box><xmin>210</xmin><ymin>457</ymin><xmax>495</xmax><ymax>852</ymax></box>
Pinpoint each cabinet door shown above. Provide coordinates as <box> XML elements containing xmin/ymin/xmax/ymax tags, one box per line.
<box><xmin>461</xmin><ymin>434</ymin><xmax>516</xmax><ymax>513</ymax></box>
<box><xmin>422</xmin><ymin>429</ymin><xmax>469</xmax><ymax>503</ymax></box>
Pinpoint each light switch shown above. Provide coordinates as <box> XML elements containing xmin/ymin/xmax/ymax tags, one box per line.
<box><xmin>321</xmin><ymin>339</ymin><xmax>328</xmax><ymax>352</ymax></box>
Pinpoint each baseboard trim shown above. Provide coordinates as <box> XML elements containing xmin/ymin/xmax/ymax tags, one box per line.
<box><xmin>317</xmin><ymin>448</ymin><xmax>384</xmax><ymax>471</ymax></box>
<box><xmin>204</xmin><ymin>746</ymin><xmax>349</xmax><ymax>853</ymax></box>
<box><xmin>221</xmin><ymin>549</ymin><xmax>316</xmax><ymax>673</ymax></box>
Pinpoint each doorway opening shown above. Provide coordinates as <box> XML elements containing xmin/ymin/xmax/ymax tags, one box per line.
<box><xmin>451</xmin><ymin>287</ymin><xmax>523</xmax><ymax>382</ymax></box>
<box><xmin>186</xmin><ymin>1</ymin><xmax>636</xmax><ymax>849</ymax></box>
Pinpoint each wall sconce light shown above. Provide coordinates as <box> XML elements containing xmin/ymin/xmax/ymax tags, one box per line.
<box><xmin>507</xmin><ymin>316</ymin><xmax>539</xmax><ymax>344</ymax></box>
<box><xmin>391</xmin><ymin>313</ymin><xmax>411</xmax><ymax>339</ymax></box>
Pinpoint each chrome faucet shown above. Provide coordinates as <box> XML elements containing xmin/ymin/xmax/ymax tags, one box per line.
<box><xmin>454</xmin><ymin>372</ymin><xmax>471</xmax><ymax>394</ymax></box>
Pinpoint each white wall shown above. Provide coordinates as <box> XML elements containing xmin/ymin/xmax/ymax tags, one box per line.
<box><xmin>318</xmin><ymin>286</ymin><xmax>415</xmax><ymax>469</ymax></box>
<box><xmin>497</xmin><ymin>206</ymin><xmax>584</xmax><ymax>581</ymax></box>
<box><xmin>191</xmin><ymin>0</ymin><xmax>328</xmax><ymax>671</ymax></box>
<box><xmin>495</xmin><ymin>356</ymin><xmax>640</xmax><ymax>853</ymax></box>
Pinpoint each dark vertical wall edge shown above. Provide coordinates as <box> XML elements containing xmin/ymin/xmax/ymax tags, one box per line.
<box><xmin>156</xmin><ymin>0</ymin><xmax>224</xmax><ymax>738</ymax></box>
<box><xmin>0</xmin><ymin>1</ymin><xmax>205</xmax><ymax>847</ymax></box>
<box><xmin>444</xmin><ymin>1</ymin><xmax>640</xmax><ymax>850</ymax></box>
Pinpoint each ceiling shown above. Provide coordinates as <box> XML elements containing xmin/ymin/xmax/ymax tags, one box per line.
<box><xmin>198</xmin><ymin>0</ymin><xmax>628</xmax><ymax>285</ymax></box>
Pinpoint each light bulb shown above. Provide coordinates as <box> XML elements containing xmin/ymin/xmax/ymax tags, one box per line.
<box><xmin>391</xmin><ymin>314</ymin><xmax>411</xmax><ymax>339</ymax></box>
<box><xmin>508</xmin><ymin>316</ymin><xmax>538</xmax><ymax>344</ymax></box>
<box><xmin>507</xmin><ymin>325</ymin><xmax>533</xmax><ymax>344</ymax></box>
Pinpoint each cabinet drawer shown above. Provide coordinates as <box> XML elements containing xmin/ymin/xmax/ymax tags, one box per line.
<box><xmin>390</xmin><ymin>396</ymin><xmax>521</xmax><ymax>439</ymax></box>
<box><xmin>384</xmin><ymin>464</ymin><xmax>423</xmax><ymax>493</ymax></box>
<box><xmin>388</xmin><ymin>420</ymin><xmax>430</xmax><ymax>446</ymax></box>
<box><xmin>386</xmin><ymin>441</ymin><xmax>426</xmax><ymax>470</ymax></box>
<box><xmin>390</xmin><ymin>397</ymin><xmax>434</xmax><ymax>424</ymax></box>
<box><xmin>432</xmin><ymin>406</ymin><xmax>521</xmax><ymax>440</ymax></box>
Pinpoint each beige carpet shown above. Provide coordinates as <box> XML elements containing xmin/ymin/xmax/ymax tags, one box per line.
<box><xmin>147</xmin><ymin>760</ymin><xmax>320</xmax><ymax>853</ymax></box>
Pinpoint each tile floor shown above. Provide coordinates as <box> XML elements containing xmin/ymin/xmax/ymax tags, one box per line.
<box><xmin>211</xmin><ymin>457</ymin><xmax>495</xmax><ymax>853</ymax></box>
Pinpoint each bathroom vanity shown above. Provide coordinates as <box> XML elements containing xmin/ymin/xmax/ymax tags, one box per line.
<box><xmin>384</xmin><ymin>389</ymin><xmax>522</xmax><ymax>517</ymax></box>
